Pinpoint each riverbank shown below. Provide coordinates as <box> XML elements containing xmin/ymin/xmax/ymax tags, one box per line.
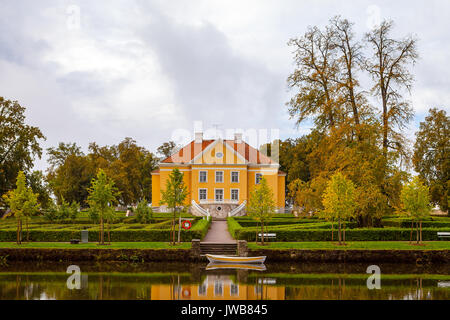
<box><xmin>0</xmin><ymin>241</ymin><xmax>449</xmax><ymax>263</ymax></box>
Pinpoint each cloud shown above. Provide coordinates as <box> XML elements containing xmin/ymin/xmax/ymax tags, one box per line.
<box><xmin>0</xmin><ymin>0</ymin><xmax>449</xmax><ymax>173</ymax></box>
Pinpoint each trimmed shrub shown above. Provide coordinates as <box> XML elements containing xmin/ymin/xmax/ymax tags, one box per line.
<box><xmin>0</xmin><ymin>218</ymin><xmax>211</xmax><ymax>242</ymax></box>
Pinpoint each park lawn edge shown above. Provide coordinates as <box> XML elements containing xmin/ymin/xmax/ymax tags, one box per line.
<box><xmin>0</xmin><ymin>241</ymin><xmax>192</xmax><ymax>249</ymax></box>
<box><xmin>247</xmin><ymin>241</ymin><xmax>450</xmax><ymax>251</ymax></box>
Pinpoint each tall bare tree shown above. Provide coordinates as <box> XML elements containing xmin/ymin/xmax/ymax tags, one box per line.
<box><xmin>330</xmin><ymin>17</ymin><xmax>367</xmax><ymax>131</ymax></box>
<box><xmin>287</xmin><ymin>25</ymin><xmax>341</xmax><ymax>131</ymax></box>
<box><xmin>364</xmin><ymin>20</ymin><xmax>418</xmax><ymax>159</ymax></box>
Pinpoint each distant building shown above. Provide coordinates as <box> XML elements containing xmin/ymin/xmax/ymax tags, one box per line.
<box><xmin>151</xmin><ymin>132</ymin><xmax>285</xmax><ymax>218</ymax></box>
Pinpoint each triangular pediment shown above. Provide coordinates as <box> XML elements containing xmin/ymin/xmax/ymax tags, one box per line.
<box><xmin>191</xmin><ymin>139</ymin><xmax>247</xmax><ymax>165</ymax></box>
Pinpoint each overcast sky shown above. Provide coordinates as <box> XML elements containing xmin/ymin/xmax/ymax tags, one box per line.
<box><xmin>0</xmin><ymin>0</ymin><xmax>449</xmax><ymax>171</ymax></box>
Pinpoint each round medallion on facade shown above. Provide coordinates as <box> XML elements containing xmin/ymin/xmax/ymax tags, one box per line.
<box><xmin>216</xmin><ymin>152</ymin><xmax>223</xmax><ymax>158</ymax></box>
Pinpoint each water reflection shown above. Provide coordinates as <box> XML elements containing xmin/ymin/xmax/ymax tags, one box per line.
<box><xmin>0</xmin><ymin>262</ymin><xmax>448</xmax><ymax>300</ymax></box>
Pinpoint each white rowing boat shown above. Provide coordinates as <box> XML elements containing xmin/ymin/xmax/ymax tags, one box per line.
<box><xmin>205</xmin><ymin>254</ymin><xmax>266</xmax><ymax>264</ymax></box>
<box><xmin>206</xmin><ymin>263</ymin><xmax>266</xmax><ymax>271</ymax></box>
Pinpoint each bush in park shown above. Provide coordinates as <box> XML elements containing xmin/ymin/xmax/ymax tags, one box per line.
<box><xmin>43</xmin><ymin>198</ymin><xmax>80</xmax><ymax>222</ymax></box>
<box><xmin>400</xmin><ymin>176</ymin><xmax>432</xmax><ymax>244</ymax></box>
<box><xmin>135</xmin><ymin>199</ymin><xmax>153</xmax><ymax>224</ymax></box>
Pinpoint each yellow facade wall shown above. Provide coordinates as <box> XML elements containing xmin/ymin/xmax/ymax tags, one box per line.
<box><xmin>277</xmin><ymin>174</ymin><xmax>285</xmax><ymax>208</ymax></box>
<box><xmin>151</xmin><ymin>173</ymin><xmax>160</xmax><ymax>205</ymax></box>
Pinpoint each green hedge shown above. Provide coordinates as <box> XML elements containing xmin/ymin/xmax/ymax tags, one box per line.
<box><xmin>228</xmin><ymin>217</ymin><xmax>450</xmax><ymax>242</ymax></box>
<box><xmin>0</xmin><ymin>218</ymin><xmax>211</xmax><ymax>242</ymax></box>
<box><xmin>383</xmin><ymin>218</ymin><xmax>450</xmax><ymax>228</ymax></box>
<box><xmin>234</xmin><ymin>227</ymin><xmax>450</xmax><ymax>242</ymax></box>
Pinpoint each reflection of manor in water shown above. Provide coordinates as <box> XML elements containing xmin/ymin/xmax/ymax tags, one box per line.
<box><xmin>150</xmin><ymin>275</ymin><xmax>285</xmax><ymax>300</ymax></box>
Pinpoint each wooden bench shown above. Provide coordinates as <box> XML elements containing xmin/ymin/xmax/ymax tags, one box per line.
<box><xmin>70</xmin><ymin>239</ymin><xmax>80</xmax><ymax>244</ymax></box>
<box><xmin>437</xmin><ymin>232</ymin><xmax>450</xmax><ymax>240</ymax></box>
<box><xmin>258</xmin><ymin>233</ymin><xmax>277</xmax><ymax>241</ymax></box>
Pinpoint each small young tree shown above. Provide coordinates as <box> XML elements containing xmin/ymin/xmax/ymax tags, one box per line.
<box><xmin>2</xmin><ymin>171</ymin><xmax>39</xmax><ymax>244</ymax></box>
<box><xmin>160</xmin><ymin>168</ymin><xmax>188</xmax><ymax>245</ymax></box>
<box><xmin>87</xmin><ymin>169</ymin><xmax>119</xmax><ymax>245</ymax></box>
<box><xmin>322</xmin><ymin>172</ymin><xmax>356</xmax><ymax>245</ymax></box>
<box><xmin>135</xmin><ymin>199</ymin><xmax>153</xmax><ymax>224</ymax></box>
<box><xmin>247</xmin><ymin>177</ymin><xmax>276</xmax><ymax>245</ymax></box>
<box><xmin>400</xmin><ymin>176</ymin><xmax>431</xmax><ymax>244</ymax></box>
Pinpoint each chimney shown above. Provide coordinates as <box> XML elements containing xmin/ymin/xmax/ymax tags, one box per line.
<box><xmin>234</xmin><ymin>133</ymin><xmax>243</xmax><ymax>144</ymax></box>
<box><xmin>195</xmin><ymin>132</ymin><xmax>203</xmax><ymax>144</ymax></box>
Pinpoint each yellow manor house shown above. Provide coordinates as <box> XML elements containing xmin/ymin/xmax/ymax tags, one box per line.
<box><xmin>151</xmin><ymin>132</ymin><xmax>285</xmax><ymax>218</ymax></box>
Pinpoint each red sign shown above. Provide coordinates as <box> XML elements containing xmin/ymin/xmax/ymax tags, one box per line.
<box><xmin>182</xmin><ymin>220</ymin><xmax>192</xmax><ymax>230</ymax></box>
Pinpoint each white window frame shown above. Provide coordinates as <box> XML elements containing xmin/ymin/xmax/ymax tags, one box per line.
<box><xmin>215</xmin><ymin>171</ymin><xmax>224</xmax><ymax>183</ymax></box>
<box><xmin>214</xmin><ymin>188</ymin><xmax>224</xmax><ymax>202</ymax></box>
<box><xmin>230</xmin><ymin>283</ymin><xmax>239</xmax><ymax>296</ymax></box>
<box><xmin>231</xmin><ymin>171</ymin><xmax>239</xmax><ymax>183</ymax></box>
<box><xmin>199</xmin><ymin>171</ymin><xmax>207</xmax><ymax>183</ymax></box>
<box><xmin>198</xmin><ymin>188</ymin><xmax>207</xmax><ymax>201</ymax></box>
<box><xmin>231</xmin><ymin>189</ymin><xmax>239</xmax><ymax>201</ymax></box>
<box><xmin>255</xmin><ymin>173</ymin><xmax>263</xmax><ymax>184</ymax></box>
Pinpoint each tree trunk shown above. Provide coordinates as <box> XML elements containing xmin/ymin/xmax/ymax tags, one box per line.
<box><xmin>26</xmin><ymin>217</ymin><xmax>29</xmax><ymax>242</ymax></box>
<box><xmin>331</xmin><ymin>221</ymin><xmax>334</xmax><ymax>242</ymax></box>
<box><xmin>100</xmin><ymin>215</ymin><xmax>104</xmax><ymax>245</ymax></box>
<box><xmin>416</xmin><ymin>222</ymin><xmax>419</xmax><ymax>244</ymax></box>
<box><xmin>410</xmin><ymin>221</ymin><xmax>413</xmax><ymax>244</ymax></box>
<box><xmin>177</xmin><ymin>213</ymin><xmax>181</xmax><ymax>244</ymax></box>
<box><xmin>172</xmin><ymin>208</ymin><xmax>176</xmax><ymax>246</ymax></box>
<box><xmin>108</xmin><ymin>220</ymin><xmax>111</xmax><ymax>245</ymax></box>
<box><xmin>419</xmin><ymin>221</ymin><xmax>422</xmax><ymax>244</ymax></box>
<box><xmin>255</xmin><ymin>221</ymin><xmax>258</xmax><ymax>242</ymax></box>
<box><xmin>16</xmin><ymin>218</ymin><xmax>21</xmax><ymax>245</ymax></box>
<box><xmin>260</xmin><ymin>220</ymin><xmax>264</xmax><ymax>245</ymax></box>
<box><xmin>338</xmin><ymin>218</ymin><xmax>342</xmax><ymax>245</ymax></box>
<box><xmin>343</xmin><ymin>221</ymin><xmax>346</xmax><ymax>245</ymax></box>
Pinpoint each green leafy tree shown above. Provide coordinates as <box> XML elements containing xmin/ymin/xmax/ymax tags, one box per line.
<box><xmin>27</xmin><ymin>170</ymin><xmax>52</xmax><ymax>209</ymax></box>
<box><xmin>157</xmin><ymin>141</ymin><xmax>178</xmax><ymax>159</ymax></box>
<box><xmin>135</xmin><ymin>199</ymin><xmax>153</xmax><ymax>224</ymax></box>
<box><xmin>321</xmin><ymin>172</ymin><xmax>356</xmax><ymax>245</ymax></box>
<box><xmin>0</xmin><ymin>98</ymin><xmax>45</xmax><ymax>202</ymax></box>
<box><xmin>2</xmin><ymin>171</ymin><xmax>39</xmax><ymax>244</ymax></box>
<box><xmin>160</xmin><ymin>168</ymin><xmax>188</xmax><ymax>245</ymax></box>
<box><xmin>87</xmin><ymin>169</ymin><xmax>119</xmax><ymax>245</ymax></box>
<box><xmin>413</xmin><ymin>108</ymin><xmax>449</xmax><ymax>212</ymax></box>
<box><xmin>400</xmin><ymin>177</ymin><xmax>431</xmax><ymax>244</ymax></box>
<box><xmin>247</xmin><ymin>177</ymin><xmax>276</xmax><ymax>245</ymax></box>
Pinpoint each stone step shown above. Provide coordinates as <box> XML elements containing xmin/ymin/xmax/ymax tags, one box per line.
<box><xmin>200</xmin><ymin>242</ymin><xmax>237</xmax><ymax>255</ymax></box>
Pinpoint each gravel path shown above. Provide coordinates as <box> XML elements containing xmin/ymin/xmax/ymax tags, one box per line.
<box><xmin>202</xmin><ymin>220</ymin><xmax>235</xmax><ymax>243</ymax></box>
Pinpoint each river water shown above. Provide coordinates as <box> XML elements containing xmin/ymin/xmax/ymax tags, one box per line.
<box><xmin>0</xmin><ymin>261</ymin><xmax>449</xmax><ymax>300</ymax></box>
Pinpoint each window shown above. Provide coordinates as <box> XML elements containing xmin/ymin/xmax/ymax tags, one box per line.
<box><xmin>199</xmin><ymin>171</ymin><xmax>207</xmax><ymax>183</ymax></box>
<box><xmin>215</xmin><ymin>171</ymin><xmax>224</xmax><ymax>183</ymax></box>
<box><xmin>214</xmin><ymin>280</ymin><xmax>223</xmax><ymax>296</ymax></box>
<box><xmin>231</xmin><ymin>171</ymin><xmax>239</xmax><ymax>183</ymax></box>
<box><xmin>255</xmin><ymin>173</ymin><xmax>263</xmax><ymax>184</ymax></box>
<box><xmin>199</xmin><ymin>189</ymin><xmax>207</xmax><ymax>201</ymax></box>
<box><xmin>215</xmin><ymin>189</ymin><xmax>224</xmax><ymax>202</ymax></box>
<box><xmin>198</xmin><ymin>283</ymin><xmax>207</xmax><ymax>296</ymax></box>
<box><xmin>231</xmin><ymin>189</ymin><xmax>239</xmax><ymax>201</ymax></box>
<box><xmin>230</xmin><ymin>283</ymin><xmax>239</xmax><ymax>296</ymax></box>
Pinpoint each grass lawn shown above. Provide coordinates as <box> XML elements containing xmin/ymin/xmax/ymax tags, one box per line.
<box><xmin>248</xmin><ymin>241</ymin><xmax>450</xmax><ymax>250</ymax></box>
<box><xmin>0</xmin><ymin>242</ymin><xmax>191</xmax><ymax>249</ymax></box>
